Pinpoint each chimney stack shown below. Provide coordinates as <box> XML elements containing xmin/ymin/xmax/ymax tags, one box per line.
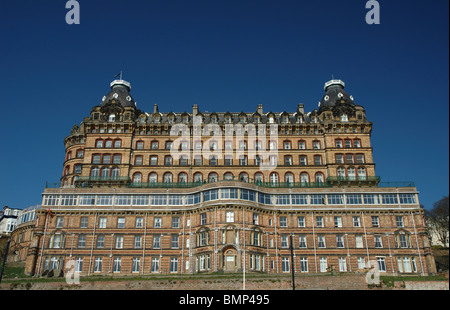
<box><xmin>193</xmin><ymin>104</ymin><xmax>198</xmax><ymax>116</ymax></box>
<box><xmin>257</xmin><ymin>104</ymin><xmax>263</xmax><ymax>114</ymax></box>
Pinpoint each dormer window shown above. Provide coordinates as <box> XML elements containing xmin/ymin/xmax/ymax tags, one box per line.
<box><xmin>341</xmin><ymin>114</ymin><xmax>348</xmax><ymax>122</ymax></box>
<box><xmin>283</xmin><ymin>116</ymin><xmax>289</xmax><ymax>123</ymax></box>
<box><xmin>183</xmin><ymin>117</ymin><xmax>188</xmax><ymax>124</ymax></box>
<box><xmin>240</xmin><ymin>116</ymin><xmax>246</xmax><ymax>124</ymax></box>
<box><xmin>154</xmin><ymin>117</ymin><xmax>160</xmax><ymax>124</ymax></box>
<box><xmin>109</xmin><ymin>114</ymin><xmax>116</xmax><ymax>122</ymax></box>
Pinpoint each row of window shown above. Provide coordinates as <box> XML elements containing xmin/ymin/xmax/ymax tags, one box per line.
<box><xmin>133</xmin><ymin>140</ymin><xmax>326</xmax><ymax>151</ymax></box>
<box><xmin>129</xmin><ymin>171</ymin><xmax>330</xmax><ymax>184</ymax></box>
<box><xmin>44</xmin><ymin>192</ymin><xmax>416</xmax><ymax>207</ymax></box>
<box><xmin>48</xmin><ymin>230</ymin><xmax>414</xmax><ymax>251</ymax></box>
<box><xmin>43</xmin><ymin>254</ymin><xmax>419</xmax><ymax>274</ymax></box>
<box><xmin>51</xmin><ymin>212</ymin><xmax>412</xmax><ymax>232</ymax></box>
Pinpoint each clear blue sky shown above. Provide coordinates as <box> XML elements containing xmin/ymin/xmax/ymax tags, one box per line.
<box><xmin>0</xmin><ymin>0</ymin><xmax>448</xmax><ymax>210</ymax></box>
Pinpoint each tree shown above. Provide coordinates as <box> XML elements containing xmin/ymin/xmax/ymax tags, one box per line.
<box><xmin>425</xmin><ymin>196</ymin><xmax>449</xmax><ymax>247</ymax></box>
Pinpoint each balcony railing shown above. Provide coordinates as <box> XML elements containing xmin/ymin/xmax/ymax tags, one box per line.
<box><xmin>326</xmin><ymin>176</ymin><xmax>381</xmax><ymax>186</ymax></box>
<box><xmin>127</xmin><ymin>178</ymin><xmax>332</xmax><ymax>189</ymax></box>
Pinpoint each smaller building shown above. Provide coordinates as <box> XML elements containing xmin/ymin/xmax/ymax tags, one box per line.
<box><xmin>6</xmin><ymin>205</ymin><xmax>40</xmax><ymax>264</ymax></box>
<box><xmin>0</xmin><ymin>206</ymin><xmax>21</xmax><ymax>236</ymax></box>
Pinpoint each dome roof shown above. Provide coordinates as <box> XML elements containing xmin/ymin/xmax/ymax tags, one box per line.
<box><xmin>318</xmin><ymin>79</ymin><xmax>355</xmax><ymax>112</ymax></box>
<box><xmin>101</xmin><ymin>80</ymin><xmax>136</xmax><ymax>109</ymax></box>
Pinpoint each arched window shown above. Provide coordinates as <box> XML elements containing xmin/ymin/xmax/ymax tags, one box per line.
<box><xmin>90</xmin><ymin>167</ymin><xmax>99</xmax><ymax>177</ymax></box>
<box><xmin>194</xmin><ymin>172</ymin><xmax>203</xmax><ymax>183</ymax></box>
<box><xmin>95</xmin><ymin>139</ymin><xmax>103</xmax><ymax>148</ymax></box>
<box><xmin>163</xmin><ymin>172</ymin><xmax>173</xmax><ymax>183</ymax></box>
<box><xmin>105</xmin><ymin>140</ymin><xmax>113</xmax><ymax>148</ymax></box>
<box><xmin>133</xmin><ymin>173</ymin><xmax>142</xmax><ymax>183</ymax></box>
<box><xmin>114</xmin><ymin>139</ymin><xmax>121</xmax><ymax>148</ymax></box>
<box><xmin>149</xmin><ymin>173</ymin><xmax>157</xmax><ymax>183</ymax></box>
<box><xmin>224</xmin><ymin>172</ymin><xmax>234</xmax><ymax>180</ymax></box>
<box><xmin>337</xmin><ymin>167</ymin><xmax>346</xmax><ymax>178</ymax></box>
<box><xmin>178</xmin><ymin>172</ymin><xmax>188</xmax><ymax>183</ymax></box>
<box><xmin>285</xmin><ymin>172</ymin><xmax>294</xmax><ymax>184</ymax></box>
<box><xmin>254</xmin><ymin>172</ymin><xmax>263</xmax><ymax>183</ymax></box>
<box><xmin>270</xmin><ymin>172</ymin><xmax>279</xmax><ymax>185</ymax></box>
<box><xmin>101</xmin><ymin>167</ymin><xmax>110</xmax><ymax>178</ymax></box>
<box><xmin>358</xmin><ymin>167</ymin><xmax>366</xmax><ymax>180</ymax></box>
<box><xmin>239</xmin><ymin>172</ymin><xmax>248</xmax><ymax>182</ymax></box>
<box><xmin>111</xmin><ymin>167</ymin><xmax>120</xmax><ymax>179</ymax></box>
<box><xmin>209</xmin><ymin>172</ymin><xmax>218</xmax><ymax>183</ymax></box>
<box><xmin>348</xmin><ymin>167</ymin><xmax>356</xmax><ymax>180</ymax></box>
<box><xmin>300</xmin><ymin>172</ymin><xmax>309</xmax><ymax>183</ymax></box>
<box><xmin>315</xmin><ymin>172</ymin><xmax>324</xmax><ymax>184</ymax></box>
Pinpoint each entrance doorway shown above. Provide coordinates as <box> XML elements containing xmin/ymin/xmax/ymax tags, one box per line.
<box><xmin>223</xmin><ymin>249</ymin><xmax>237</xmax><ymax>272</ymax></box>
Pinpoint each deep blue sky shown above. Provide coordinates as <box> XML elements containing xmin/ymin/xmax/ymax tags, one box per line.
<box><xmin>0</xmin><ymin>0</ymin><xmax>448</xmax><ymax>210</ymax></box>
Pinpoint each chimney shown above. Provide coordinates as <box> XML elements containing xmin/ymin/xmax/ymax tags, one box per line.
<box><xmin>257</xmin><ymin>104</ymin><xmax>263</xmax><ymax>114</ymax></box>
<box><xmin>298</xmin><ymin>103</ymin><xmax>304</xmax><ymax>114</ymax></box>
<box><xmin>153</xmin><ymin>104</ymin><xmax>159</xmax><ymax>114</ymax></box>
<box><xmin>193</xmin><ymin>104</ymin><xmax>198</xmax><ymax>116</ymax></box>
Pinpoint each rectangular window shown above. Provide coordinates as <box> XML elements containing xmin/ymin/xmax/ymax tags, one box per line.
<box><xmin>172</xmin><ymin>217</ymin><xmax>180</xmax><ymax>228</ymax></box>
<box><xmin>60</xmin><ymin>195</ymin><xmax>77</xmax><ymax>206</ymax></box>
<box><xmin>297</xmin><ymin>216</ymin><xmax>305</xmax><ymax>227</ymax></box>
<box><xmin>151</xmin><ymin>195</ymin><xmax>167</xmax><ymax>206</ymax></box>
<box><xmin>339</xmin><ymin>257</ymin><xmax>347</xmax><ymax>272</ymax></box>
<box><xmin>240</xmin><ymin>190</ymin><xmax>256</xmax><ymax>201</ymax></box>
<box><xmin>117</xmin><ymin>217</ymin><xmax>125</xmax><ymax>228</ymax></box>
<box><xmin>56</xmin><ymin>216</ymin><xmax>64</xmax><ymax>228</ymax></box>
<box><xmin>78</xmin><ymin>235</ymin><xmax>86</xmax><ymax>248</ymax></box>
<box><xmin>292</xmin><ymin>195</ymin><xmax>308</xmax><ymax>205</ymax></box>
<box><xmin>280</xmin><ymin>216</ymin><xmax>287</xmax><ymax>227</ymax></box>
<box><xmin>115</xmin><ymin>195</ymin><xmax>132</xmax><ymax>206</ymax></box>
<box><xmin>377</xmin><ymin>257</ymin><xmax>386</xmax><ymax>272</ymax></box>
<box><xmin>203</xmin><ymin>190</ymin><xmax>219</xmax><ymax>202</ymax></box>
<box><xmin>226</xmin><ymin>211</ymin><xmax>234</xmax><ymax>223</ymax></box>
<box><xmin>151</xmin><ymin>257</ymin><xmax>159</xmax><ymax>272</ymax></box>
<box><xmin>168</xmin><ymin>195</ymin><xmax>183</xmax><ymax>205</ymax></box>
<box><xmin>171</xmin><ymin>235</ymin><xmax>179</xmax><ymax>248</ymax></box>
<box><xmin>282</xmin><ymin>257</ymin><xmax>290</xmax><ymax>272</ymax></box>
<box><xmin>300</xmin><ymin>257</ymin><xmax>308</xmax><ymax>273</ymax></box>
<box><xmin>396</xmin><ymin>216</ymin><xmax>404</xmax><ymax>227</ymax></box>
<box><xmin>94</xmin><ymin>257</ymin><xmax>102</xmax><ymax>273</ymax></box>
<box><xmin>399</xmin><ymin>194</ymin><xmax>416</xmax><ymax>204</ymax></box>
<box><xmin>374</xmin><ymin>235</ymin><xmax>383</xmax><ymax>248</ymax></box>
<box><xmin>336</xmin><ymin>235</ymin><xmax>344</xmax><ymax>248</ymax></box>
<box><xmin>353</xmin><ymin>216</ymin><xmax>361</xmax><ymax>227</ymax></box>
<box><xmin>310</xmin><ymin>195</ymin><xmax>325</xmax><ymax>205</ymax></box>
<box><xmin>79</xmin><ymin>195</ymin><xmax>95</xmax><ymax>206</ymax></box>
<box><xmin>170</xmin><ymin>257</ymin><xmax>178</xmax><ymax>273</ymax></box>
<box><xmin>150</xmin><ymin>156</ymin><xmax>158</xmax><ymax>166</ymax></box>
<box><xmin>328</xmin><ymin>194</ymin><xmax>344</xmax><ymax>205</ymax></box>
<box><xmin>355</xmin><ymin>235</ymin><xmax>364</xmax><ymax>248</ymax></box>
<box><xmin>115</xmin><ymin>235</ymin><xmax>123</xmax><ymax>248</ymax></box>
<box><xmin>98</xmin><ymin>217</ymin><xmax>107</xmax><ymax>228</ymax></box>
<box><xmin>133</xmin><ymin>195</ymin><xmax>149</xmax><ymax>206</ymax></box>
<box><xmin>364</xmin><ymin>194</ymin><xmax>380</xmax><ymax>204</ymax></box>
<box><xmin>152</xmin><ymin>235</ymin><xmax>160</xmax><ymax>249</ymax></box>
<box><xmin>381</xmin><ymin>194</ymin><xmax>398</xmax><ymax>204</ymax></box>
<box><xmin>113</xmin><ymin>257</ymin><xmax>121</xmax><ymax>272</ymax></box>
<box><xmin>299</xmin><ymin>235</ymin><xmax>307</xmax><ymax>248</ymax></box>
<box><xmin>258</xmin><ymin>193</ymin><xmax>272</xmax><ymax>205</ymax></box>
<box><xmin>132</xmin><ymin>258</ymin><xmax>140</xmax><ymax>273</ymax></box>
<box><xmin>372</xmin><ymin>216</ymin><xmax>380</xmax><ymax>227</ymax></box>
<box><xmin>80</xmin><ymin>217</ymin><xmax>88</xmax><ymax>228</ymax></box>
<box><xmin>334</xmin><ymin>216</ymin><xmax>342</xmax><ymax>228</ymax></box>
<box><xmin>186</xmin><ymin>193</ymin><xmax>201</xmax><ymax>205</ymax></box>
<box><xmin>96</xmin><ymin>235</ymin><xmax>105</xmax><ymax>248</ymax></box>
<box><xmin>275</xmin><ymin>195</ymin><xmax>290</xmax><ymax>205</ymax></box>
<box><xmin>318</xmin><ymin>235</ymin><xmax>326</xmax><ymax>248</ymax></box>
<box><xmin>319</xmin><ymin>257</ymin><xmax>327</xmax><ymax>272</ymax></box>
<box><xmin>316</xmin><ymin>216</ymin><xmax>324</xmax><ymax>228</ymax></box>
<box><xmin>97</xmin><ymin>195</ymin><xmax>113</xmax><ymax>206</ymax></box>
<box><xmin>221</xmin><ymin>188</ymin><xmax>238</xmax><ymax>199</ymax></box>
<box><xmin>154</xmin><ymin>217</ymin><xmax>161</xmax><ymax>228</ymax></box>
<box><xmin>346</xmin><ymin>194</ymin><xmax>362</xmax><ymax>205</ymax></box>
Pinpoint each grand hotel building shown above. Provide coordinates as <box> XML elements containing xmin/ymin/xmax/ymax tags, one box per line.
<box><xmin>22</xmin><ymin>78</ymin><xmax>436</xmax><ymax>277</ymax></box>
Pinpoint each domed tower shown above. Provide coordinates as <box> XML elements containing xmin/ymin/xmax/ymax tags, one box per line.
<box><xmin>101</xmin><ymin>79</ymin><xmax>136</xmax><ymax>109</ymax></box>
<box><xmin>318</xmin><ymin>79</ymin><xmax>366</xmax><ymax>123</ymax></box>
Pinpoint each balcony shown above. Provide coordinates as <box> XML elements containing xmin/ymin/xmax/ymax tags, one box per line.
<box><xmin>326</xmin><ymin>176</ymin><xmax>381</xmax><ymax>187</ymax></box>
<box><xmin>74</xmin><ymin>176</ymin><xmax>130</xmax><ymax>188</ymax></box>
<box><xmin>127</xmin><ymin>178</ymin><xmax>332</xmax><ymax>189</ymax></box>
